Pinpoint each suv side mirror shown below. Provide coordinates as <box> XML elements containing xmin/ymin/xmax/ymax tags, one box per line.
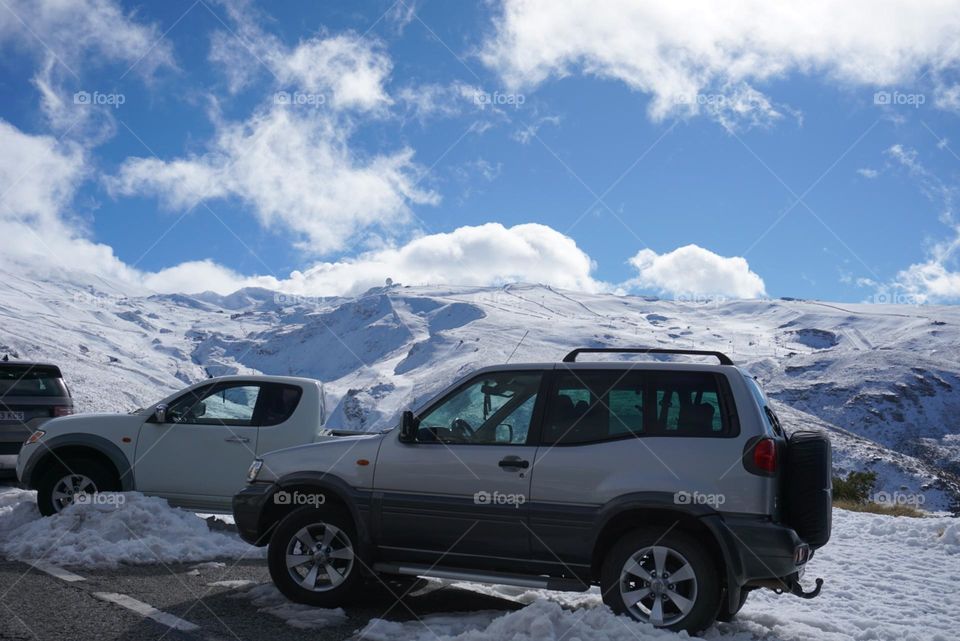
<box><xmin>154</xmin><ymin>403</ymin><xmax>167</xmax><ymax>424</ymax></box>
<box><xmin>399</xmin><ymin>410</ymin><xmax>419</xmax><ymax>444</ymax></box>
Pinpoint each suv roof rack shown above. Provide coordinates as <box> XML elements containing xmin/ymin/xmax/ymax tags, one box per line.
<box><xmin>561</xmin><ymin>347</ymin><xmax>734</xmax><ymax>366</ymax></box>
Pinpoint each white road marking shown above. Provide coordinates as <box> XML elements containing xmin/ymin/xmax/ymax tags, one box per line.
<box><xmin>30</xmin><ymin>561</ymin><xmax>86</xmax><ymax>583</ymax></box>
<box><xmin>93</xmin><ymin>592</ymin><xmax>200</xmax><ymax>632</ymax></box>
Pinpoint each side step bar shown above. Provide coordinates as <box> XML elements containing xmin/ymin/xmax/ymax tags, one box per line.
<box><xmin>372</xmin><ymin>563</ymin><xmax>590</xmax><ymax>592</ymax></box>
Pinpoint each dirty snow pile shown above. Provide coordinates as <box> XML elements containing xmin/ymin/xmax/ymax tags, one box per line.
<box><xmin>0</xmin><ymin>488</ymin><xmax>259</xmax><ymax>567</ymax></box>
<box><xmin>234</xmin><ymin>583</ymin><xmax>347</xmax><ymax>629</ymax></box>
<box><xmin>354</xmin><ymin>508</ymin><xmax>959</xmax><ymax>641</ymax></box>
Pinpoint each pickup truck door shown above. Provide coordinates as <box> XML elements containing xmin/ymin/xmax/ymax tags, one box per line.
<box><xmin>373</xmin><ymin>371</ymin><xmax>546</xmax><ymax>567</ymax></box>
<box><xmin>133</xmin><ymin>381</ymin><xmax>265</xmax><ymax>505</ymax></box>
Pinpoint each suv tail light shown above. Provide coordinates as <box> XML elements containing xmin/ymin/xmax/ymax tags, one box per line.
<box><xmin>752</xmin><ymin>437</ymin><xmax>777</xmax><ymax>475</ymax></box>
<box><xmin>53</xmin><ymin>406</ymin><xmax>73</xmax><ymax>417</ymax></box>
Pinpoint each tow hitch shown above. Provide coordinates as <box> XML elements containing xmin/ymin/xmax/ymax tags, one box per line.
<box><xmin>790</xmin><ymin>577</ymin><xmax>824</xmax><ymax>599</ymax></box>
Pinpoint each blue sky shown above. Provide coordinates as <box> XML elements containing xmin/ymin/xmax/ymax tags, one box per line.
<box><xmin>1</xmin><ymin>0</ymin><xmax>959</xmax><ymax>302</ymax></box>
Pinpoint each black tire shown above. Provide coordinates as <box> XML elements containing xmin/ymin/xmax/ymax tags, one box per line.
<box><xmin>35</xmin><ymin>458</ymin><xmax>119</xmax><ymax>517</ymax></box>
<box><xmin>716</xmin><ymin>588</ymin><xmax>750</xmax><ymax>622</ymax></box>
<box><xmin>267</xmin><ymin>506</ymin><xmax>364</xmax><ymax>607</ymax></box>
<box><xmin>601</xmin><ymin>527</ymin><xmax>721</xmax><ymax>634</ymax></box>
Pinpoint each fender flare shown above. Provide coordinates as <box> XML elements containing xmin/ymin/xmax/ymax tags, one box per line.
<box><xmin>273</xmin><ymin>471</ymin><xmax>372</xmax><ymax>545</ymax></box>
<box><xmin>590</xmin><ymin>492</ymin><xmax>745</xmax><ymax>612</ymax></box>
<box><xmin>23</xmin><ymin>433</ymin><xmax>134</xmax><ymax>491</ymax></box>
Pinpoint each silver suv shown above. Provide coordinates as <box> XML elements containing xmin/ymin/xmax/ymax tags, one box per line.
<box><xmin>234</xmin><ymin>348</ymin><xmax>831</xmax><ymax>633</ymax></box>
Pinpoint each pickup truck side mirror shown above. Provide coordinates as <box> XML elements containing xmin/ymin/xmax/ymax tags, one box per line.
<box><xmin>154</xmin><ymin>403</ymin><xmax>167</xmax><ymax>424</ymax></box>
<box><xmin>399</xmin><ymin>410</ymin><xmax>419</xmax><ymax>444</ymax></box>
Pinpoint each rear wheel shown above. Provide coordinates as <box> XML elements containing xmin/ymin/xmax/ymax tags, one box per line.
<box><xmin>267</xmin><ymin>506</ymin><xmax>364</xmax><ymax>607</ymax></box>
<box><xmin>601</xmin><ymin>528</ymin><xmax>721</xmax><ymax>633</ymax></box>
<box><xmin>36</xmin><ymin>458</ymin><xmax>119</xmax><ymax>516</ymax></box>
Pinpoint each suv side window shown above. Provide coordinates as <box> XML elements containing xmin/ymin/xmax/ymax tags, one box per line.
<box><xmin>544</xmin><ymin>369</ymin><xmax>733</xmax><ymax>444</ymax></box>
<box><xmin>416</xmin><ymin>371</ymin><xmax>542</xmax><ymax>445</ymax></box>
<box><xmin>544</xmin><ymin>370</ymin><xmax>645</xmax><ymax>445</ymax></box>
<box><xmin>167</xmin><ymin>383</ymin><xmax>262</xmax><ymax>426</ymax></box>
<box><xmin>647</xmin><ymin>371</ymin><xmax>727</xmax><ymax>435</ymax></box>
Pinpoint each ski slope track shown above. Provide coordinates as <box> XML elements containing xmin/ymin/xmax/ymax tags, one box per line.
<box><xmin>1</xmin><ymin>271</ymin><xmax>958</xmax><ymax>511</ymax></box>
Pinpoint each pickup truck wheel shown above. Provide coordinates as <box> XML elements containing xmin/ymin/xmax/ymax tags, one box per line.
<box><xmin>36</xmin><ymin>459</ymin><xmax>119</xmax><ymax>517</ymax></box>
<box><xmin>268</xmin><ymin>506</ymin><xmax>363</xmax><ymax>607</ymax></box>
<box><xmin>601</xmin><ymin>528</ymin><xmax>720</xmax><ymax>634</ymax></box>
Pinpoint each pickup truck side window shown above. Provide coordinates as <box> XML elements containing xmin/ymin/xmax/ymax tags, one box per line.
<box><xmin>416</xmin><ymin>372</ymin><xmax>542</xmax><ymax>445</ymax></box>
<box><xmin>167</xmin><ymin>383</ymin><xmax>261</xmax><ymax>427</ymax></box>
<box><xmin>257</xmin><ymin>384</ymin><xmax>304</xmax><ymax>427</ymax></box>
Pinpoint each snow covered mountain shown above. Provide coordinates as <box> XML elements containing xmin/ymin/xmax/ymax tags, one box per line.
<box><xmin>2</xmin><ymin>270</ymin><xmax>958</xmax><ymax>510</ymax></box>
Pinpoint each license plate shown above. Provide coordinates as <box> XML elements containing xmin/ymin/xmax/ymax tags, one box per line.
<box><xmin>0</xmin><ymin>411</ymin><xmax>25</xmax><ymax>422</ymax></box>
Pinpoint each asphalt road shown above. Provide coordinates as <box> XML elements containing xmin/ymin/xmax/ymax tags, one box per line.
<box><xmin>0</xmin><ymin>481</ymin><xmax>519</xmax><ymax>641</ymax></box>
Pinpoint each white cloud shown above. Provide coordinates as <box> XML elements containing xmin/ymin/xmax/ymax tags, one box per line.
<box><xmin>0</xmin><ymin>120</ymin><xmax>141</xmax><ymax>284</ymax></box>
<box><xmin>0</xmin><ymin>0</ymin><xmax>175</xmax><ymax>139</ymax></box>
<box><xmin>268</xmin><ymin>222</ymin><xmax>604</xmax><ymax>296</ymax></box>
<box><xmin>626</xmin><ymin>244</ymin><xmax>767</xmax><ymax>299</ymax></box>
<box><xmin>208</xmin><ymin>5</ymin><xmax>391</xmax><ymax>112</ymax></box>
<box><xmin>107</xmin><ymin>105</ymin><xmax>438</xmax><ymax>255</ymax></box>
<box><xmin>482</xmin><ymin>0</ymin><xmax>960</xmax><ymax>125</ymax></box>
<box><xmin>857</xmin><ymin>168</ymin><xmax>879</xmax><ymax>179</ymax></box>
<box><xmin>892</xmin><ymin>233</ymin><xmax>960</xmax><ymax>302</ymax></box>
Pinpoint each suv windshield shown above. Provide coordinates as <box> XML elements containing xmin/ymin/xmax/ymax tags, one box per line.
<box><xmin>0</xmin><ymin>366</ymin><xmax>69</xmax><ymax>397</ymax></box>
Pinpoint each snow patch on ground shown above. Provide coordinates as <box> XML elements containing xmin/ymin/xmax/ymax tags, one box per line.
<box><xmin>235</xmin><ymin>583</ymin><xmax>347</xmax><ymax>629</ymax></box>
<box><xmin>0</xmin><ymin>489</ymin><xmax>260</xmax><ymax>567</ymax></box>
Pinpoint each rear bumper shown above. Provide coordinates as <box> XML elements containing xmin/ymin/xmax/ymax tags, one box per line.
<box><xmin>723</xmin><ymin>515</ymin><xmax>810</xmax><ymax>582</ymax></box>
<box><xmin>233</xmin><ymin>482</ymin><xmax>276</xmax><ymax>546</ymax></box>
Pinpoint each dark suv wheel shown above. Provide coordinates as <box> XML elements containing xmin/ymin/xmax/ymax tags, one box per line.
<box><xmin>601</xmin><ymin>527</ymin><xmax>721</xmax><ymax>633</ymax></box>
<box><xmin>267</xmin><ymin>506</ymin><xmax>364</xmax><ymax>607</ymax></box>
<box><xmin>36</xmin><ymin>458</ymin><xmax>119</xmax><ymax>516</ymax></box>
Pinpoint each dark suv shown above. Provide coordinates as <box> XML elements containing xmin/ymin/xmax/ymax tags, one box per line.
<box><xmin>0</xmin><ymin>362</ymin><xmax>73</xmax><ymax>474</ymax></box>
<box><xmin>234</xmin><ymin>348</ymin><xmax>832</xmax><ymax>633</ymax></box>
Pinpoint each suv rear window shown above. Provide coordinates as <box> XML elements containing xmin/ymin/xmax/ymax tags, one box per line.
<box><xmin>544</xmin><ymin>369</ymin><xmax>733</xmax><ymax>444</ymax></box>
<box><xmin>0</xmin><ymin>366</ymin><xmax>69</xmax><ymax>397</ymax></box>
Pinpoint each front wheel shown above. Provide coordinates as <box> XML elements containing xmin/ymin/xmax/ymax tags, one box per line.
<box><xmin>601</xmin><ymin>528</ymin><xmax>721</xmax><ymax>634</ymax></box>
<box><xmin>35</xmin><ymin>458</ymin><xmax>119</xmax><ymax>516</ymax></box>
<box><xmin>267</xmin><ymin>506</ymin><xmax>364</xmax><ymax>607</ymax></box>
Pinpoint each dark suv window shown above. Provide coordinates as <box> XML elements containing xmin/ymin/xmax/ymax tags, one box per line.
<box><xmin>0</xmin><ymin>365</ymin><xmax>69</xmax><ymax>397</ymax></box>
<box><xmin>544</xmin><ymin>369</ymin><xmax>731</xmax><ymax>444</ymax></box>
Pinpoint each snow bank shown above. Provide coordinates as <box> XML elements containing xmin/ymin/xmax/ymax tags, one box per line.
<box><xmin>235</xmin><ymin>583</ymin><xmax>347</xmax><ymax>629</ymax></box>
<box><xmin>358</xmin><ymin>599</ymin><xmax>687</xmax><ymax>641</ymax></box>
<box><xmin>0</xmin><ymin>488</ymin><xmax>260</xmax><ymax>567</ymax></box>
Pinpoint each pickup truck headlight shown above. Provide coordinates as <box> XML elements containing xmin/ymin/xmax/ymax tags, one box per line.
<box><xmin>247</xmin><ymin>459</ymin><xmax>263</xmax><ymax>482</ymax></box>
<box><xmin>25</xmin><ymin>430</ymin><xmax>46</xmax><ymax>445</ymax></box>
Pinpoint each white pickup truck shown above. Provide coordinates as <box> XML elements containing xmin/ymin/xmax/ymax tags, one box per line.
<box><xmin>16</xmin><ymin>375</ymin><xmax>341</xmax><ymax>515</ymax></box>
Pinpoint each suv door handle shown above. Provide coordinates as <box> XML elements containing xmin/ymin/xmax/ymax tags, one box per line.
<box><xmin>225</xmin><ymin>436</ymin><xmax>250</xmax><ymax>443</ymax></box>
<box><xmin>498</xmin><ymin>456</ymin><xmax>529</xmax><ymax>469</ymax></box>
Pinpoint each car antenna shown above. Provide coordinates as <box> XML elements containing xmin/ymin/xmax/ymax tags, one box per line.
<box><xmin>505</xmin><ymin>330</ymin><xmax>529</xmax><ymax>363</ymax></box>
